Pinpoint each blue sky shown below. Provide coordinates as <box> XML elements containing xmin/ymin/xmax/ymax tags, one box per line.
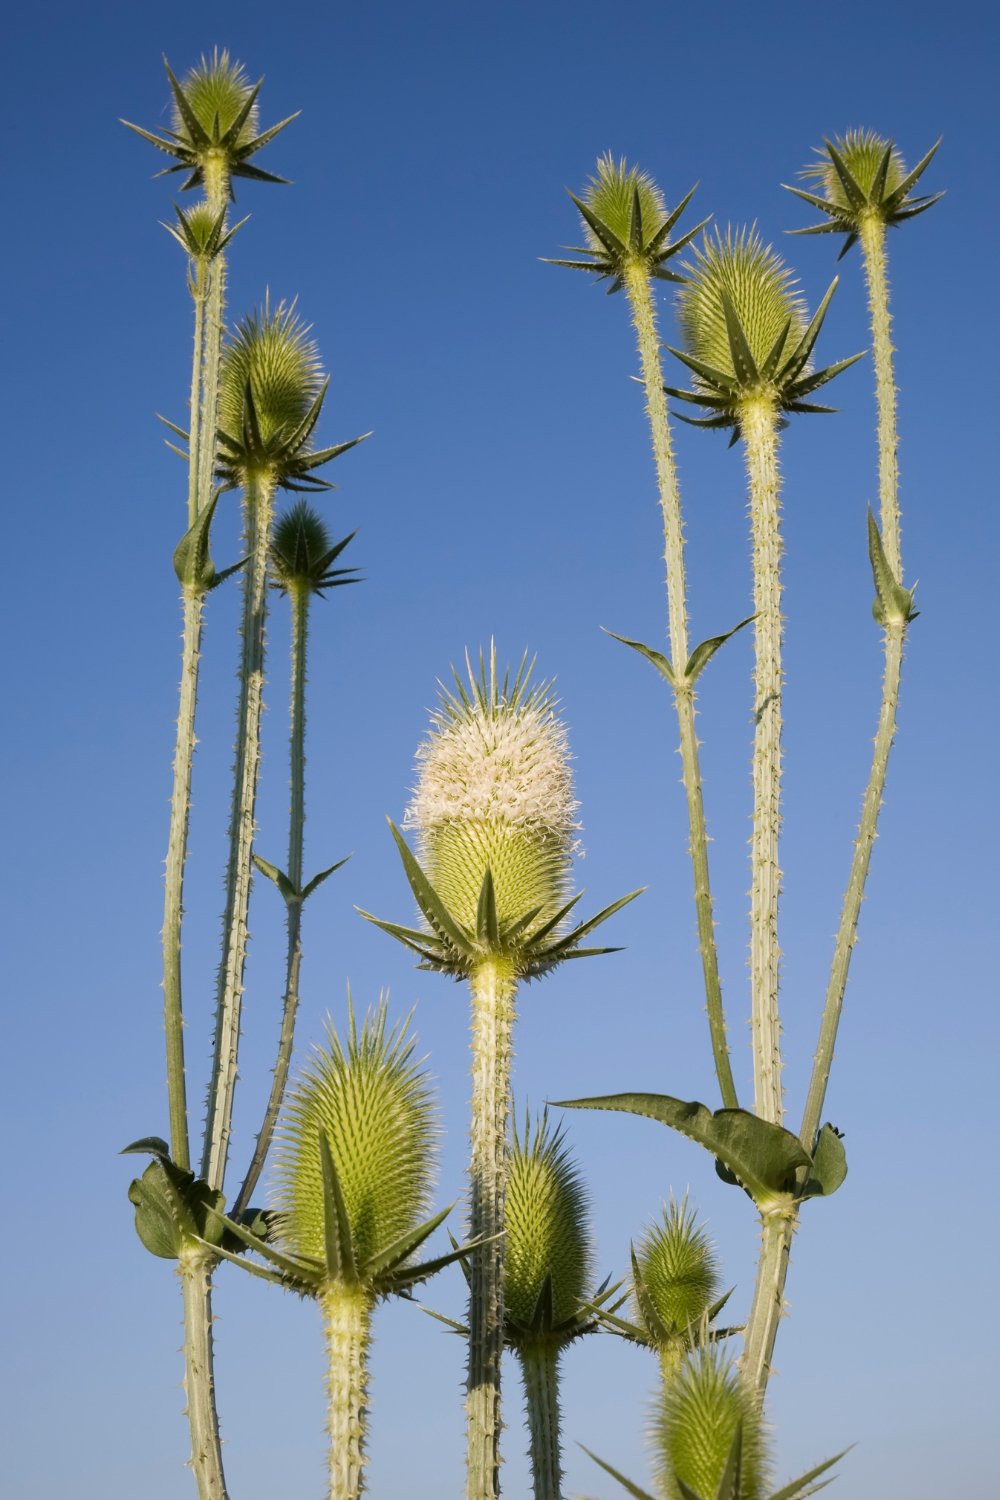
<box><xmin>3</xmin><ymin>1</ymin><xmax>998</xmax><ymax>1496</ymax></box>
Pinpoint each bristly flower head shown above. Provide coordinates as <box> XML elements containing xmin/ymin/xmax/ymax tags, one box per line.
<box><xmin>545</xmin><ymin>153</ymin><xmax>705</xmax><ymax>294</ymax></box>
<box><xmin>655</xmin><ymin>1348</ymin><xmax>769</xmax><ymax>1500</ymax></box>
<box><xmin>270</xmin><ymin>501</ymin><xmax>360</xmax><ymax>596</ymax></box>
<box><xmin>122</xmin><ymin>50</ymin><xmax>298</xmax><ymax>195</ymax></box>
<box><xmin>633</xmin><ymin>1198</ymin><xmax>721</xmax><ymax>1344</ymax></box>
<box><xmin>786</xmin><ymin>130</ymin><xmax>942</xmax><ymax>258</ymax></box>
<box><xmin>666</xmin><ymin>227</ymin><xmax>862</xmax><ymax>439</ymax></box>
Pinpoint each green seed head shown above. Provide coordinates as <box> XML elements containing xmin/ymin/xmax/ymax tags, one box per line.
<box><xmin>786</xmin><ymin>131</ymin><xmax>942</xmax><ymax>250</ymax></box>
<box><xmin>504</xmin><ymin>1112</ymin><xmax>593</xmax><ymax>1336</ymax></box>
<box><xmin>218</xmin><ymin>299</ymin><xmax>325</xmax><ymax>482</ymax></box>
<box><xmin>404</xmin><ymin>648</ymin><xmax>578</xmax><ymax>933</ymax></box>
<box><xmin>678</xmin><ymin>228</ymin><xmax>807</xmax><ymax>397</ymax></box>
<box><xmin>271</xmin><ymin>500</ymin><xmax>358</xmax><ymax>596</ymax></box>
<box><xmin>275</xmin><ymin>998</ymin><xmax>437</xmax><ymax>1275</ymax></box>
<box><xmin>804</xmin><ymin>129</ymin><xmax>906</xmax><ymax>211</ymax></box>
<box><xmin>583</xmin><ymin>154</ymin><xmax>666</xmax><ymax>256</ymax></box>
<box><xmin>635</xmin><ymin>1199</ymin><xmax>720</xmax><ymax>1341</ymax></box>
<box><xmin>655</xmin><ymin>1348</ymin><xmax>770</xmax><ymax>1500</ymax></box>
<box><xmin>173</xmin><ymin>50</ymin><xmax>259</xmax><ymax>150</ymax></box>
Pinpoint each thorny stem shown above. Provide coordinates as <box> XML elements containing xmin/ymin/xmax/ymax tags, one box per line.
<box><xmin>178</xmin><ymin>1247</ymin><xmax>229</xmax><ymax>1500</ymax></box>
<box><xmin>235</xmin><ymin>584</ymin><xmax>310</xmax><ymax>1214</ymax></box>
<box><xmin>740</xmin><ymin>1206</ymin><xmax>796</xmax><ymax>1399</ymax></box>
<box><xmin>517</xmin><ymin>1344</ymin><xmax>563</xmax><ymax>1500</ymax></box>
<box><xmin>323</xmin><ymin>1282</ymin><xmax>373</xmax><ymax>1500</ymax></box>
<box><xmin>202</xmin><ymin>467</ymin><xmax>278</xmax><ymax>1190</ymax></box>
<box><xmin>466</xmin><ymin>957</ymin><xmax>517</xmax><ymax>1500</ymax></box>
<box><xmin>197</xmin><ymin>157</ymin><xmax>231</xmax><ymax>530</ymax></box>
<box><xmin>741</xmin><ymin>396</ymin><xmax>784</xmax><ymax>1126</ymax></box>
<box><xmin>860</xmin><ymin>214</ymin><xmax>900</xmax><ymax>575</ymax></box>
<box><xmin>623</xmin><ymin>261</ymin><xmax>738</xmax><ymax>1110</ymax></box>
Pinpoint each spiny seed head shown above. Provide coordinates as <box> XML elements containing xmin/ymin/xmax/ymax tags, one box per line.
<box><xmin>678</xmin><ymin>228</ymin><xmax>807</xmax><ymax>395</ymax></box>
<box><xmin>635</xmin><ymin>1198</ymin><xmax>720</xmax><ymax>1339</ymax></box>
<box><xmin>271</xmin><ymin>501</ymin><xmax>333</xmax><ymax>587</ymax></box>
<box><xmin>218</xmin><ymin>298</ymin><xmax>325</xmax><ymax>478</ymax></box>
<box><xmin>655</xmin><ymin>1348</ymin><xmax>770</xmax><ymax>1500</ymax></box>
<box><xmin>803</xmin><ymin>128</ymin><xmax>906</xmax><ymax>210</ymax></box>
<box><xmin>275</xmin><ymin>998</ymin><xmax>437</xmax><ymax>1274</ymax></box>
<box><xmin>173</xmin><ymin>50</ymin><xmax>259</xmax><ymax>148</ymax></box>
<box><xmin>786</xmin><ymin>131</ymin><xmax>942</xmax><ymax>253</ymax></box>
<box><xmin>504</xmin><ymin>1112</ymin><xmax>593</xmax><ymax>1333</ymax></box>
<box><xmin>403</xmin><ymin>648</ymin><xmax>579</xmax><ymax>932</ymax></box>
<box><xmin>583</xmin><ymin>154</ymin><xmax>666</xmax><ymax>255</ymax></box>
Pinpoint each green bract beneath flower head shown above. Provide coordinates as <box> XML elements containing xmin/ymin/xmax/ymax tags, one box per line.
<box><xmin>655</xmin><ymin>1348</ymin><xmax>770</xmax><ymax>1500</ymax></box>
<box><xmin>173</xmin><ymin>49</ymin><xmax>259</xmax><ymax>151</ymax></box>
<box><xmin>785</xmin><ymin>131</ymin><xmax>942</xmax><ymax>255</ymax></box>
<box><xmin>803</xmin><ymin>128</ymin><xmax>905</xmax><ymax>210</ymax></box>
<box><xmin>217</xmin><ymin>299</ymin><xmax>325</xmax><ymax>484</ymax></box>
<box><xmin>504</xmin><ymin>1112</ymin><xmax>592</xmax><ymax>1336</ymax></box>
<box><xmin>270</xmin><ymin>500</ymin><xmax>359</xmax><ymax>596</ymax></box>
<box><xmin>583</xmin><ymin>154</ymin><xmax>666</xmax><ymax>256</ymax></box>
<box><xmin>275</xmin><ymin>999</ymin><xmax>437</xmax><ymax>1276</ymax></box>
<box><xmin>404</xmin><ymin>648</ymin><xmax>578</xmax><ymax>934</ymax></box>
<box><xmin>635</xmin><ymin>1198</ymin><xmax>720</xmax><ymax>1340</ymax></box>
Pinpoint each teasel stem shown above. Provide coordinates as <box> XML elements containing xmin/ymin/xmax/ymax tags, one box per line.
<box><xmin>178</xmin><ymin>1246</ymin><xmax>229</xmax><ymax>1500</ymax></box>
<box><xmin>517</xmin><ymin>1344</ymin><xmax>563</xmax><ymax>1500</ymax></box>
<box><xmin>741</xmin><ymin>1205</ymin><xmax>796</xmax><ymax>1398</ymax></box>
<box><xmin>196</xmin><ymin>157</ymin><xmax>231</xmax><ymax>527</ymax></box>
<box><xmin>742</xmin><ymin>394</ymin><xmax>785</xmax><ymax>1126</ymax></box>
<box><xmin>322</xmin><ymin>1282</ymin><xmax>373</xmax><ymax>1500</ymax></box>
<box><xmin>235</xmin><ymin>580</ymin><xmax>310</xmax><ymax>1214</ymax></box>
<box><xmin>859</xmin><ymin>213</ymin><xmax>899</xmax><ymax>574</ymax></box>
<box><xmin>622</xmin><ymin>261</ymin><xmax>738</xmax><ymax>1110</ymax></box>
<box><xmin>203</xmin><ymin>467</ymin><xmax>278</xmax><ymax>1189</ymax></box>
<box><xmin>466</xmin><ymin>957</ymin><xmax>517</xmax><ymax>1500</ymax></box>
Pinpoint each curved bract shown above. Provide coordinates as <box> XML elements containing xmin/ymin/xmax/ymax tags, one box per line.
<box><xmin>787</xmin><ymin>130</ymin><xmax>942</xmax><ymax>255</ymax></box>
<box><xmin>270</xmin><ymin>500</ymin><xmax>359</xmax><ymax>596</ymax></box>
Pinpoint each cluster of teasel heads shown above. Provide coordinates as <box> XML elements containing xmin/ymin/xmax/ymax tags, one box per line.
<box><xmin>120</xmin><ymin>46</ymin><xmax>940</xmax><ymax>1500</ymax></box>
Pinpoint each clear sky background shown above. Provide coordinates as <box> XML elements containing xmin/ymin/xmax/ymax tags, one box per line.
<box><xmin>3</xmin><ymin>2</ymin><xmax>998</xmax><ymax>1497</ymax></box>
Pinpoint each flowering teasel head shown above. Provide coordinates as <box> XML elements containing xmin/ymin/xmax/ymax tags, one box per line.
<box><xmin>786</xmin><ymin>130</ymin><xmax>942</xmax><ymax>258</ymax></box>
<box><xmin>121</xmin><ymin>49</ymin><xmax>298</xmax><ymax>195</ymax></box>
<box><xmin>270</xmin><ymin>501</ymin><xmax>360</xmax><ymax>597</ymax></box>
<box><xmin>545</xmin><ymin>153</ymin><xmax>706</xmax><ymax>293</ymax></box>
<box><xmin>360</xmin><ymin>646</ymin><xmax>642</xmax><ymax>979</ymax></box>
<box><xmin>666</xmin><ymin>227</ymin><xmax>862</xmax><ymax>441</ymax></box>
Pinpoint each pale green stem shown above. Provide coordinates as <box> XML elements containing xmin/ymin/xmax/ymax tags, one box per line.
<box><xmin>322</xmin><ymin>1281</ymin><xmax>373</xmax><ymax>1500</ymax></box>
<box><xmin>517</xmin><ymin>1344</ymin><xmax>563</xmax><ymax>1500</ymax></box>
<box><xmin>741</xmin><ymin>396</ymin><xmax>784</xmax><ymax>1125</ymax></box>
<box><xmin>860</xmin><ymin>214</ymin><xmax>900</xmax><ymax>576</ymax></box>
<box><xmin>466</xmin><ymin>957</ymin><xmax>517</xmax><ymax>1500</ymax></box>
<box><xmin>235</xmin><ymin>585</ymin><xmax>310</xmax><ymax>1215</ymax></box>
<box><xmin>740</xmin><ymin>1207</ymin><xmax>796</xmax><ymax>1399</ymax></box>
<box><xmin>202</xmin><ymin>468</ymin><xmax>278</xmax><ymax>1189</ymax></box>
<box><xmin>657</xmin><ymin>1338</ymin><xmax>685</xmax><ymax>1387</ymax></box>
<box><xmin>622</xmin><ymin>261</ymin><xmax>738</xmax><ymax>1110</ymax></box>
<box><xmin>197</xmin><ymin>157</ymin><xmax>231</xmax><ymax>527</ymax></box>
<box><xmin>178</xmin><ymin>1247</ymin><xmax>229</xmax><ymax>1500</ymax></box>
<box><xmin>185</xmin><ymin>259</ymin><xmax>209</xmax><ymax>528</ymax></box>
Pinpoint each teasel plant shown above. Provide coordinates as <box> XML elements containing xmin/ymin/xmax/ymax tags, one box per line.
<box><xmin>210</xmin><ymin>999</ymin><xmax>473</xmax><ymax>1500</ymax></box>
<box><xmin>233</xmin><ymin>501</ymin><xmax>359</xmax><ymax>1215</ymax></box>
<box><xmin>360</xmin><ymin>646</ymin><xmax>641</xmax><ymax>1500</ymax></box>
<box><xmin>547</xmin><ymin>157</ymin><xmax>746</xmax><ymax>1111</ymax></box>
<box><xmin>584</xmin><ymin>1344</ymin><xmax>844</xmax><ymax>1500</ymax></box>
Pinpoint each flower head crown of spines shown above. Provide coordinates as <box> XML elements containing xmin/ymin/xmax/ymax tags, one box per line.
<box><xmin>785</xmin><ymin>129</ymin><xmax>942</xmax><ymax>259</ymax></box>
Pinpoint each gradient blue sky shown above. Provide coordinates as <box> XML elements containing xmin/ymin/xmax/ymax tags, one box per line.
<box><xmin>4</xmin><ymin>2</ymin><xmax>998</xmax><ymax>1497</ymax></box>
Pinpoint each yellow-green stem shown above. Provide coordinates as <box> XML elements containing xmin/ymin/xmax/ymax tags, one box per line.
<box><xmin>740</xmin><ymin>1206</ymin><xmax>796</xmax><ymax>1399</ymax></box>
<box><xmin>623</xmin><ymin>261</ymin><xmax>737</xmax><ymax>1110</ymax></box>
<box><xmin>517</xmin><ymin>1344</ymin><xmax>563</xmax><ymax>1500</ymax></box>
<box><xmin>859</xmin><ymin>214</ymin><xmax>900</xmax><ymax>576</ymax></box>
<box><xmin>196</xmin><ymin>158</ymin><xmax>231</xmax><ymax>528</ymax></box>
<box><xmin>466</xmin><ymin>957</ymin><xmax>517</xmax><ymax>1500</ymax></box>
<box><xmin>178</xmin><ymin>1247</ymin><xmax>229</xmax><ymax>1500</ymax></box>
<box><xmin>202</xmin><ymin>468</ymin><xmax>278</xmax><ymax>1189</ymax></box>
<box><xmin>322</xmin><ymin>1282</ymin><xmax>373</xmax><ymax>1500</ymax></box>
<box><xmin>235</xmin><ymin>585</ymin><xmax>310</xmax><ymax>1214</ymax></box>
<box><xmin>741</xmin><ymin>396</ymin><xmax>784</xmax><ymax>1125</ymax></box>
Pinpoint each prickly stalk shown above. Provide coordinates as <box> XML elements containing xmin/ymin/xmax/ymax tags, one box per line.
<box><xmin>323</xmin><ymin>1282</ymin><xmax>373</xmax><ymax>1500</ymax></box>
<box><xmin>517</xmin><ymin>1344</ymin><xmax>563</xmax><ymax>1500</ymax></box>
<box><xmin>178</xmin><ymin>1246</ymin><xmax>229</xmax><ymax>1500</ymax></box>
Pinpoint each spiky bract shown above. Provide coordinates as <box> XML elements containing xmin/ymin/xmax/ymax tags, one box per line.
<box><xmin>547</xmin><ymin>154</ymin><xmax>703</xmax><ymax>293</ymax></box>
<box><xmin>655</xmin><ymin>1349</ymin><xmax>769</xmax><ymax>1500</ymax></box>
<box><xmin>173</xmin><ymin>51</ymin><xmax>259</xmax><ymax>150</ymax></box>
<box><xmin>635</xmin><ymin>1200</ymin><xmax>720</xmax><ymax>1340</ymax></box>
<box><xmin>405</xmin><ymin>650</ymin><xmax>577</xmax><ymax>933</ymax></box>
<box><xmin>218</xmin><ymin>299</ymin><xmax>323</xmax><ymax>477</ymax></box>
<box><xmin>276</xmin><ymin>1000</ymin><xmax>436</xmax><ymax>1274</ymax></box>
<box><xmin>787</xmin><ymin>130</ymin><xmax>942</xmax><ymax>255</ymax></box>
<box><xmin>271</xmin><ymin>500</ymin><xmax>359</xmax><ymax>595</ymax></box>
<box><xmin>504</xmin><ymin>1112</ymin><xmax>593</xmax><ymax>1338</ymax></box>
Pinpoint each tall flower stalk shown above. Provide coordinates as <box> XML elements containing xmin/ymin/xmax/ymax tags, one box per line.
<box><xmin>548</xmin><ymin>158</ymin><xmax>744</xmax><ymax>1110</ymax></box>
<box><xmin>361</xmin><ymin>648</ymin><xmax>639</xmax><ymax>1499</ymax></box>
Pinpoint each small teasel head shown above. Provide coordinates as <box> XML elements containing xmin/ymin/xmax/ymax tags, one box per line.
<box><xmin>546</xmin><ymin>153</ymin><xmax>705</xmax><ymax>292</ymax></box>
<box><xmin>275</xmin><ymin>997</ymin><xmax>437</xmax><ymax>1283</ymax></box>
<box><xmin>504</xmin><ymin>1110</ymin><xmax>594</xmax><ymax>1345</ymax></box>
<box><xmin>271</xmin><ymin>500</ymin><xmax>359</xmax><ymax>597</ymax></box>
<box><xmin>654</xmin><ymin>1346</ymin><xmax>769</xmax><ymax>1500</ymax></box>
<box><xmin>633</xmin><ymin>1197</ymin><xmax>720</xmax><ymax>1345</ymax></box>
<box><xmin>667</xmin><ymin>227</ymin><xmax>862</xmax><ymax>437</ymax></box>
<box><xmin>786</xmin><ymin>129</ymin><xmax>943</xmax><ymax>255</ymax></box>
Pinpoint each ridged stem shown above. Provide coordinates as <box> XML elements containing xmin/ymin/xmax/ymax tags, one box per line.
<box><xmin>740</xmin><ymin>1206</ymin><xmax>796</xmax><ymax>1399</ymax></box>
<box><xmin>178</xmin><ymin>1247</ymin><xmax>229</xmax><ymax>1500</ymax></box>
<box><xmin>860</xmin><ymin>214</ymin><xmax>900</xmax><ymax>575</ymax></box>
<box><xmin>623</xmin><ymin>261</ymin><xmax>738</xmax><ymax>1110</ymax></box>
<box><xmin>466</xmin><ymin>957</ymin><xmax>517</xmax><ymax>1500</ymax></box>
<box><xmin>202</xmin><ymin>467</ymin><xmax>278</xmax><ymax>1189</ymax></box>
<box><xmin>197</xmin><ymin>158</ymin><xmax>230</xmax><ymax>531</ymax></box>
<box><xmin>741</xmin><ymin>396</ymin><xmax>784</xmax><ymax>1125</ymax></box>
<box><xmin>322</xmin><ymin>1281</ymin><xmax>373</xmax><ymax>1500</ymax></box>
<box><xmin>517</xmin><ymin>1344</ymin><xmax>563</xmax><ymax>1500</ymax></box>
<box><xmin>235</xmin><ymin>584</ymin><xmax>310</xmax><ymax>1214</ymax></box>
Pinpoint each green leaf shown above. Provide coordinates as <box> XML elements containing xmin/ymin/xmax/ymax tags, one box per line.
<box><xmin>580</xmin><ymin>1448</ymin><xmax>659</xmax><ymax>1500</ymax></box>
<box><xmin>301</xmin><ymin>856</ymin><xmax>351</xmax><ymax>901</ymax></box>
<box><xmin>252</xmin><ymin>852</ymin><xmax>298</xmax><ymax>904</ymax></box>
<box><xmin>603</xmin><ymin>628</ymin><xmax>675</xmax><ymax>686</ymax></box>
<box><xmin>121</xmin><ymin>1135</ymin><xmax>171</xmax><ymax>1159</ymax></box>
<box><xmin>683</xmin><ymin>615</ymin><xmax>755</xmax><ymax>684</ymax></box>
<box><xmin>868</xmin><ymin>507</ymin><xmax>917</xmax><ymax>624</ymax></box>
<box><xmin>768</xmin><ymin>1448</ymin><xmax>850</xmax><ymax>1500</ymax></box>
<box><xmin>666</xmin><ymin>345</ymin><xmax>741</xmax><ymax>396</ymax></box>
<box><xmin>476</xmin><ymin>867</ymin><xmax>501</xmax><ymax>948</ymax></box>
<box><xmin>568</xmin><ymin>192</ymin><xmax>628</xmax><ymax>261</ymax></box>
<box><xmin>777</xmin><ymin>278</ymin><xmax>839</xmax><ymax>385</ymax></box>
<box><xmin>553</xmin><ymin>1094</ymin><xmax>810</xmax><ymax>1206</ymax></box>
<box><xmin>319</xmin><ymin>1131</ymin><xmax>358</xmax><ymax>1284</ymax></box>
<box><xmin>203</xmin><ymin>1211</ymin><xmax>321</xmax><ymax>1288</ymax></box>
<box><xmin>539</xmin><ymin>888</ymin><xmax>644</xmax><ymax>958</ymax></box>
<box><xmin>800</xmin><ymin>1124</ymin><xmax>847</xmax><ymax>1200</ymax></box>
<box><xmin>391</xmin><ymin>1237</ymin><xmax>491</xmax><ymax>1291</ymax></box>
<box><xmin>883</xmin><ymin>137</ymin><xmax>941</xmax><ymax>212</ymax></box>
<box><xmin>630</xmin><ymin>1245</ymin><xmax>670</xmax><ymax>1344</ymax></box>
<box><xmin>824</xmin><ymin>140</ymin><xmax>866</xmax><ymax>212</ymax></box>
<box><xmin>173</xmin><ymin>490</ymin><xmax>223</xmax><ymax>592</ymax></box>
<box><xmin>387</xmin><ymin>821</ymin><xmax>475</xmax><ymax>957</ymax></box>
<box><xmin>366</xmin><ymin>1202</ymin><xmax>455</xmax><ymax>1280</ymax></box>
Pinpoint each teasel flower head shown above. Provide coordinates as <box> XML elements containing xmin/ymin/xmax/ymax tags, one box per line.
<box><xmin>665</xmin><ymin>227</ymin><xmax>862</xmax><ymax>441</ymax></box>
<box><xmin>270</xmin><ymin>501</ymin><xmax>360</xmax><ymax>597</ymax></box>
<box><xmin>121</xmin><ymin>49</ymin><xmax>298</xmax><ymax>195</ymax></box>
<box><xmin>361</xmin><ymin>645</ymin><xmax>642</xmax><ymax>979</ymax></box>
<box><xmin>216</xmin><ymin>298</ymin><xmax>368</xmax><ymax>489</ymax></box>
<box><xmin>633</xmin><ymin>1199</ymin><xmax>723</xmax><ymax>1344</ymax></box>
<box><xmin>545</xmin><ymin>153</ymin><xmax>706</xmax><ymax>294</ymax></box>
<box><xmin>786</xmin><ymin>130</ymin><xmax>943</xmax><ymax>257</ymax></box>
